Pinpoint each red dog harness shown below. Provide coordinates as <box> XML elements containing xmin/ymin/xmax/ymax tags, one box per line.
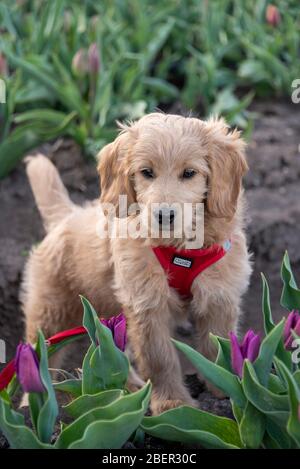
<box><xmin>152</xmin><ymin>240</ymin><xmax>231</xmax><ymax>298</ymax></box>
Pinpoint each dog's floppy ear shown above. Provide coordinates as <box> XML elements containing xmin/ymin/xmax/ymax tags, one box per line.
<box><xmin>97</xmin><ymin>132</ymin><xmax>136</xmax><ymax>215</ymax></box>
<box><xmin>204</xmin><ymin>118</ymin><xmax>248</xmax><ymax>220</ymax></box>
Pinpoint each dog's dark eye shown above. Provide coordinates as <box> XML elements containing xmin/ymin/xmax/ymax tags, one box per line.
<box><xmin>182</xmin><ymin>169</ymin><xmax>197</xmax><ymax>179</ymax></box>
<box><xmin>141</xmin><ymin>168</ymin><xmax>154</xmax><ymax>179</ymax></box>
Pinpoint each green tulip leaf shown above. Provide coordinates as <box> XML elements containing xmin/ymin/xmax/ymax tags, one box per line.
<box><xmin>64</xmin><ymin>389</ymin><xmax>124</xmax><ymax>419</ymax></box>
<box><xmin>28</xmin><ymin>392</ymin><xmax>43</xmax><ymax>436</ymax></box>
<box><xmin>275</xmin><ymin>359</ymin><xmax>300</xmax><ymax>447</ymax></box>
<box><xmin>268</xmin><ymin>374</ymin><xmax>286</xmax><ymax>394</ymax></box>
<box><xmin>55</xmin><ymin>381</ymin><xmax>151</xmax><ymax>449</ymax></box>
<box><xmin>0</xmin><ymin>397</ymin><xmax>52</xmax><ymax>449</ymax></box>
<box><xmin>33</xmin><ymin>330</ymin><xmax>59</xmax><ymax>444</ymax></box>
<box><xmin>210</xmin><ymin>334</ymin><xmax>232</xmax><ymax>371</ymax></box>
<box><xmin>253</xmin><ymin>319</ymin><xmax>285</xmax><ymax>386</ymax></box>
<box><xmin>264</xmin><ymin>418</ymin><xmax>293</xmax><ymax>449</ymax></box>
<box><xmin>81</xmin><ymin>296</ymin><xmax>129</xmax><ymax>390</ymax></box>
<box><xmin>81</xmin><ymin>343</ymin><xmax>101</xmax><ymax>395</ymax></box>
<box><xmin>281</xmin><ymin>251</ymin><xmax>300</xmax><ymax>311</ymax></box>
<box><xmin>7</xmin><ymin>375</ymin><xmax>19</xmax><ymax>399</ymax></box>
<box><xmin>53</xmin><ymin>379</ymin><xmax>82</xmax><ymax>398</ymax></box>
<box><xmin>263</xmin><ymin>432</ymin><xmax>281</xmax><ymax>449</ymax></box>
<box><xmin>92</xmin><ymin>331</ymin><xmax>129</xmax><ymax>390</ymax></box>
<box><xmin>261</xmin><ymin>273</ymin><xmax>274</xmax><ymax>334</ymax></box>
<box><xmin>242</xmin><ymin>360</ymin><xmax>289</xmax><ymax>424</ymax></box>
<box><xmin>0</xmin><ymin>111</ymin><xmax>77</xmax><ymax>179</ymax></box>
<box><xmin>141</xmin><ymin>406</ymin><xmax>242</xmax><ymax>449</ymax></box>
<box><xmin>0</xmin><ymin>390</ymin><xmax>10</xmax><ymax>404</ymax></box>
<box><xmin>293</xmin><ymin>370</ymin><xmax>300</xmax><ymax>387</ymax></box>
<box><xmin>3</xmin><ymin>50</ymin><xmax>87</xmax><ymax>118</ymax></box>
<box><xmin>81</xmin><ymin>296</ymin><xmax>98</xmax><ymax>345</ymax></box>
<box><xmin>0</xmin><ymin>126</ymin><xmax>44</xmax><ymax>179</ymax></box>
<box><xmin>239</xmin><ymin>401</ymin><xmax>265</xmax><ymax>448</ymax></box>
<box><xmin>142</xmin><ymin>77</ymin><xmax>179</xmax><ymax>99</ymax></box>
<box><xmin>231</xmin><ymin>401</ymin><xmax>243</xmax><ymax>424</ymax></box>
<box><xmin>172</xmin><ymin>339</ymin><xmax>246</xmax><ymax>408</ymax></box>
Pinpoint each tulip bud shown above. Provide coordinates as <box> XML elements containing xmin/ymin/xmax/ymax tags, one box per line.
<box><xmin>101</xmin><ymin>313</ymin><xmax>127</xmax><ymax>351</ymax></box>
<box><xmin>64</xmin><ymin>10</ymin><xmax>73</xmax><ymax>33</ymax></box>
<box><xmin>88</xmin><ymin>43</ymin><xmax>100</xmax><ymax>75</ymax></box>
<box><xmin>72</xmin><ymin>48</ymin><xmax>88</xmax><ymax>77</ymax></box>
<box><xmin>90</xmin><ymin>15</ymin><xmax>100</xmax><ymax>33</ymax></box>
<box><xmin>230</xmin><ymin>330</ymin><xmax>260</xmax><ymax>378</ymax></box>
<box><xmin>266</xmin><ymin>5</ymin><xmax>281</xmax><ymax>27</ymax></box>
<box><xmin>15</xmin><ymin>343</ymin><xmax>45</xmax><ymax>393</ymax></box>
<box><xmin>283</xmin><ymin>310</ymin><xmax>300</xmax><ymax>350</ymax></box>
<box><xmin>0</xmin><ymin>53</ymin><xmax>8</xmax><ymax>77</ymax></box>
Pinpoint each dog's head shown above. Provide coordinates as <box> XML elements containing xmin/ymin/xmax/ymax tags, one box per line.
<box><xmin>98</xmin><ymin>113</ymin><xmax>248</xmax><ymax>246</ymax></box>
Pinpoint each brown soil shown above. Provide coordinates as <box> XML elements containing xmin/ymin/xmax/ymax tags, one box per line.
<box><xmin>243</xmin><ymin>100</ymin><xmax>300</xmax><ymax>332</ymax></box>
<box><xmin>0</xmin><ymin>100</ymin><xmax>299</xmax><ymax>447</ymax></box>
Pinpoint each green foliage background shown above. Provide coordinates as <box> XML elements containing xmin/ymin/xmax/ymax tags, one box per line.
<box><xmin>0</xmin><ymin>0</ymin><xmax>299</xmax><ymax>177</ymax></box>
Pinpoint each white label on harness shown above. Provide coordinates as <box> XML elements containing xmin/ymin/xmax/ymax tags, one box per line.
<box><xmin>172</xmin><ymin>256</ymin><xmax>192</xmax><ymax>268</ymax></box>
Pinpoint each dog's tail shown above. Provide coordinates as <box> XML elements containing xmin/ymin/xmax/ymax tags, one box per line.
<box><xmin>25</xmin><ymin>154</ymin><xmax>75</xmax><ymax>232</ymax></box>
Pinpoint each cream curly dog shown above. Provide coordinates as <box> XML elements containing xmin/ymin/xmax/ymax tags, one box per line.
<box><xmin>22</xmin><ymin>113</ymin><xmax>251</xmax><ymax>414</ymax></box>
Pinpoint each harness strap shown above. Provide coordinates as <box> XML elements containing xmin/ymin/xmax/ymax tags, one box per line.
<box><xmin>152</xmin><ymin>240</ymin><xmax>231</xmax><ymax>298</ymax></box>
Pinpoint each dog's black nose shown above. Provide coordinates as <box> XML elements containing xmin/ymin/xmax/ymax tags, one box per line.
<box><xmin>155</xmin><ymin>208</ymin><xmax>176</xmax><ymax>225</ymax></box>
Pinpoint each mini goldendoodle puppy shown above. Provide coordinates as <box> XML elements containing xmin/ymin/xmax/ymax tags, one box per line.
<box><xmin>22</xmin><ymin>113</ymin><xmax>251</xmax><ymax>414</ymax></box>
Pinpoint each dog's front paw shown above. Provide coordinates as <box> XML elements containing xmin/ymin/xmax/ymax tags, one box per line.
<box><xmin>151</xmin><ymin>396</ymin><xmax>198</xmax><ymax>415</ymax></box>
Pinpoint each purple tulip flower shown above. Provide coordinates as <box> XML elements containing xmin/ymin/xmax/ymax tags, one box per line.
<box><xmin>266</xmin><ymin>5</ymin><xmax>281</xmax><ymax>27</ymax></box>
<box><xmin>88</xmin><ymin>43</ymin><xmax>100</xmax><ymax>75</ymax></box>
<box><xmin>283</xmin><ymin>310</ymin><xmax>300</xmax><ymax>351</ymax></box>
<box><xmin>15</xmin><ymin>344</ymin><xmax>45</xmax><ymax>393</ymax></box>
<box><xmin>230</xmin><ymin>330</ymin><xmax>261</xmax><ymax>378</ymax></box>
<box><xmin>101</xmin><ymin>313</ymin><xmax>127</xmax><ymax>352</ymax></box>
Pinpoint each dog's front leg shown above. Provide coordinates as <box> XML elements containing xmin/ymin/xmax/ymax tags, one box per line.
<box><xmin>124</xmin><ymin>302</ymin><xmax>195</xmax><ymax>414</ymax></box>
<box><xmin>112</xmin><ymin>239</ymin><xmax>195</xmax><ymax>414</ymax></box>
<box><xmin>191</xmin><ymin>289</ymin><xmax>240</xmax><ymax>398</ymax></box>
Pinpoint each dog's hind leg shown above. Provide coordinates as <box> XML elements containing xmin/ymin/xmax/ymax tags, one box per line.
<box><xmin>25</xmin><ymin>298</ymin><xmax>81</xmax><ymax>371</ymax></box>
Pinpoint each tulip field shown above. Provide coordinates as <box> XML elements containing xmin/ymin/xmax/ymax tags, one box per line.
<box><xmin>0</xmin><ymin>0</ymin><xmax>299</xmax><ymax>178</ymax></box>
<box><xmin>0</xmin><ymin>0</ymin><xmax>300</xmax><ymax>454</ymax></box>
